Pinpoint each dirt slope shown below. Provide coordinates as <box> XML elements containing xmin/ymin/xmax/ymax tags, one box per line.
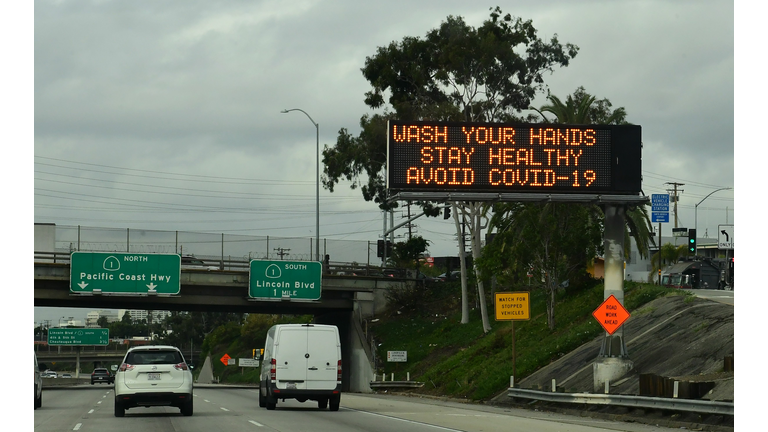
<box><xmin>493</xmin><ymin>295</ymin><xmax>734</xmax><ymax>401</ymax></box>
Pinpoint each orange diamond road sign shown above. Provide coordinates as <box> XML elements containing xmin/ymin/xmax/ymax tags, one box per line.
<box><xmin>592</xmin><ymin>294</ymin><xmax>630</xmax><ymax>335</ymax></box>
<box><xmin>220</xmin><ymin>353</ymin><xmax>231</xmax><ymax>366</ymax></box>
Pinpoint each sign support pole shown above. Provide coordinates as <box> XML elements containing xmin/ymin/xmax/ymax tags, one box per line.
<box><xmin>511</xmin><ymin>320</ymin><xmax>516</xmax><ymax>388</ymax></box>
<box><xmin>593</xmin><ymin>204</ymin><xmax>633</xmax><ymax>392</ymax></box>
<box><xmin>658</xmin><ymin>222</ymin><xmax>662</xmax><ymax>285</ymax></box>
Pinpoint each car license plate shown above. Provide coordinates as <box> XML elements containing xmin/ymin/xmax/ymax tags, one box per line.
<box><xmin>147</xmin><ymin>373</ymin><xmax>161</xmax><ymax>380</ymax></box>
<box><xmin>286</xmin><ymin>382</ymin><xmax>296</xmax><ymax>389</ymax></box>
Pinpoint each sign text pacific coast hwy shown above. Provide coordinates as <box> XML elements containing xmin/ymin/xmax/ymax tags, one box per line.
<box><xmin>70</xmin><ymin>252</ymin><xmax>181</xmax><ymax>295</ymax></box>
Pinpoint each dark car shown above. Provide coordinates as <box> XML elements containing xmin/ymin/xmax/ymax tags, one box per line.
<box><xmin>91</xmin><ymin>368</ymin><xmax>113</xmax><ymax>385</ymax></box>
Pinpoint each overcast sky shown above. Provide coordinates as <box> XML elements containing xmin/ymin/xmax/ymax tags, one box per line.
<box><xmin>23</xmin><ymin>1</ymin><xmax>740</xmax><ymax>326</ymax></box>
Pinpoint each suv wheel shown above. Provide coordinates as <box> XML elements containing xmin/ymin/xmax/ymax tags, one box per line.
<box><xmin>35</xmin><ymin>386</ymin><xmax>42</xmax><ymax>409</ymax></box>
<box><xmin>180</xmin><ymin>396</ymin><xmax>193</xmax><ymax>416</ymax></box>
<box><xmin>114</xmin><ymin>398</ymin><xmax>125</xmax><ymax>417</ymax></box>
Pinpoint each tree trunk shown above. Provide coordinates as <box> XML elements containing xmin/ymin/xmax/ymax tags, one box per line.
<box><xmin>453</xmin><ymin>202</ymin><xmax>470</xmax><ymax>324</ymax></box>
<box><xmin>470</xmin><ymin>206</ymin><xmax>491</xmax><ymax>333</ymax></box>
<box><xmin>545</xmin><ymin>271</ymin><xmax>556</xmax><ymax>331</ymax></box>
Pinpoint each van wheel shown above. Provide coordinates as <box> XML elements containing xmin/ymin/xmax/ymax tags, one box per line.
<box><xmin>329</xmin><ymin>394</ymin><xmax>340</xmax><ymax>411</ymax></box>
<box><xmin>266</xmin><ymin>393</ymin><xmax>277</xmax><ymax>411</ymax></box>
<box><xmin>318</xmin><ymin>398</ymin><xmax>328</xmax><ymax>409</ymax></box>
<box><xmin>114</xmin><ymin>398</ymin><xmax>125</xmax><ymax>417</ymax></box>
<box><xmin>266</xmin><ymin>398</ymin><xmax>277</xmax><ymax>410</ymax></box>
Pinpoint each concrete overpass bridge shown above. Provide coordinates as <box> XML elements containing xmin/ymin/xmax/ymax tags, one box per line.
<box><xmin>35</xmin><ymin>255</ymin><xmax>412</xmax><ymax>392</ymax></box>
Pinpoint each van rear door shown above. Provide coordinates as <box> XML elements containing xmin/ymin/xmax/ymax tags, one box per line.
<box><xmin>306</xmin><ymin>326</ymin><xmax>339</xmax><ymax>390</ymax></box>
<box><xmin>275</xmin><ymin>326</ymin><xmax>309</xmax><ymax>385</ymax></box>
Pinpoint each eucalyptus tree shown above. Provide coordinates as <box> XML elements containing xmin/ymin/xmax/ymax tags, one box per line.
<box><xmin>322</xmin><ymin>7</ymin><xmax>578</xmax><ymax>330</ymax></box>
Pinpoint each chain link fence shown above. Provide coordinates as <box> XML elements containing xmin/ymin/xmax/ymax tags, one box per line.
<box><xmin>48</xmin><ymin>225</ymin><xmax>377</xmax><ymax>266</ymax></box>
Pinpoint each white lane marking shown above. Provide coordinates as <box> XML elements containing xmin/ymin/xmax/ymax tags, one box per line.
<box><xmin>249</xmin><ymin>420</ymin><xmax>264</xmax><ymax>427</ymax></box>
<box><xmin>73</xmin><ymin>424</ymin><xmax>82</xmax><ymax>431</ymax></box>
<box><xmin>88</xmin><ymin>409</ymin><xmax>94</xmax><ymax>414</ymax></box>
<box><xmin>103</xmin><ymin>395</ymin><xmax>107</xmax><ymax>398</ymax></box>
<box><xmin>97</xmin><ymin>401</ymin><xmax>102</xmax><ymax>404</ymax></box>
<box><xmin>204</xmin><ymin>399</ymin><xmax>210</xmax><ymax>403</ymax></box>
<box><xmin>343</xmin><ymin>407</ymin><xmax>465</xmax><ymax>431</ymax></box>
<box><xmin>220</xmin><ymin>407</ymin><xmax>230</xmax><ymax>411</ymax></box>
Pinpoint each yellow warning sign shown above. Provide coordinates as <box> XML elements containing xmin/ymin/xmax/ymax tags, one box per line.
<box><xmin>494</xmin><ymin>292</ymin><xmax>530</xmax><ymax>321</ymax></box>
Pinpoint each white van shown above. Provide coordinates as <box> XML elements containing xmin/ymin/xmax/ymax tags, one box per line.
<box><xmin>259</xmin><ymin>324</ymin><xmax>341</xmax><ymax>411</ymax></box>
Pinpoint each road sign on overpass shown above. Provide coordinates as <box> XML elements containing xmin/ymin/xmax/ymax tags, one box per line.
<box><xmin>48</xmin><ymin>328</ymin><xmax>109</xmax><ymax>346</ymax></box>
<box><xmin>70</xmin><ymin>252</ymin><xmax>181</xmax><ymax>295</ymax></box>
<box><xmin>249</xmin><ymin>260</ymin><xmax>322</xmax><ymax>300</ymax></box>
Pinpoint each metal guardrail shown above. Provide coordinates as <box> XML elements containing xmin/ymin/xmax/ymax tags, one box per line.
<box><xmin>507</xmin><ymin>388</ymin><xmax>733</xmax><ymax>416</ymax></box>
<box><xmin>370</xmin><ymin>381</ymin><xmax>425</xmax><ymax>389</ymax></box>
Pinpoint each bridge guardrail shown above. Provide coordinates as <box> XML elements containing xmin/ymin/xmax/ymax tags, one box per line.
<box><xmin>35</xmin><ymin>252</ymin><xmax>427</xmax><ymax>280</ymax></box>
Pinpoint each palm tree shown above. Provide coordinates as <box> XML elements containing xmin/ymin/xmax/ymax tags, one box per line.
<box><xmin>649</xmin><ymin>243</ymin><xmax>686</xmax><ymax>280</ymax></box>
<box><xmin>531</xmin><ymin>88</ymin><xmax>653</xmax><ymax>262</ymax></box>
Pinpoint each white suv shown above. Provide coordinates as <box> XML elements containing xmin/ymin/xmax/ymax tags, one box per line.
<box><xmin>114</xmin><ymin>345</ymin><xmax>193</xmax><ymax>417</ymax></box>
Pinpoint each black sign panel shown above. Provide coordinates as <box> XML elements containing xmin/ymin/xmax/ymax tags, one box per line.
<box><xmin>387</xmin><ymin>121</ymin><xmax>642</xmax><ymax>194</ymax></box>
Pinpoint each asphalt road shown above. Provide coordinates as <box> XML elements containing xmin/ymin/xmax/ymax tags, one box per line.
<box><xmin>692</xmin><ymin>288</ymin><xmax>734</xmax><ymax>306</ymax></box>
<box><xmin>35</xmin><ymin>386</ymin><xmax>686</xmax><ymax>432</ymax></box>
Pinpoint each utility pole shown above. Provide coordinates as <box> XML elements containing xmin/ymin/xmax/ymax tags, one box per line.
<box><xmin>274</xmin><ymin>247</ymin><xmax>290</xmax><ymax>260</ymax></box>
<box><xmin>665</xmin><ymin>182</ymin><xmax>684</xmax><ymax>228</ymax></box>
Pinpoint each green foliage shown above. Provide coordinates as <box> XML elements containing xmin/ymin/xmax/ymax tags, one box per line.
<box><xmin>373</xmin><ymin>280</ymin><xmax>680</xmax><ymax>401</ymax></box>
<box><xmin>388</xmin><ymin>236</ymin><xmax>430</xmax><ymax>269</ymax></box>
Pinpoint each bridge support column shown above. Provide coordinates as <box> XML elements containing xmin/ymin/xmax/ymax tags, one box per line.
<box><xmin>594</xmin><ymin>204</ymin><xmax>633</xmax><ymax>392</ymax></box>
<box><xmin>76</xmin><ymin>346</ymin><xmax>81</xmax><ymax>379</ymax></box>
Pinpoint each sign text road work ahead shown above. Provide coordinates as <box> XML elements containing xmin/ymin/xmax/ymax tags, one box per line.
<box><xmin>494</xmin><ymin>292</ymin><xmax>530</xmax><ymax>321</ymax></box>
<box><xmin>592</xmin><ymin>295</ymin><xmax>630</xmax><ymax>335</ymax></box>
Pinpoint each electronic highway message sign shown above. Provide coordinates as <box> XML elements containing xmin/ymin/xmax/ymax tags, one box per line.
<box><xmin>387</xmin><ymin>121</ymin><xmax>642</xmax><ymax>195</ymax></box>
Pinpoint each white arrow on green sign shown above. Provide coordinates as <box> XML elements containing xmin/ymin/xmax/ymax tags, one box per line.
<box><xmin>70</xmin><ymin>252</ymin><xmax>181</xmax><ymax>295</ymax></box>
<box><xmin>249</xmin><ymin>260</ymin><xmax>322</xmax><ymax>300</ymax></box>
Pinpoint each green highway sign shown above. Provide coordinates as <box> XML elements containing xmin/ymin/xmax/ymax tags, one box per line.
<box><xmin>70</xmin><ymin>252</ymin><xmax>181</xmax><ymax>295</ymax></box>
<box><xmin>249</xmin><ymin>260</ymin><xmax>322</xmax><ymax>300</ymax></box>
<box><xmin>48</xmin><ymin>328</ymin><xmax>109</xmax><ymax>346</ymax></box>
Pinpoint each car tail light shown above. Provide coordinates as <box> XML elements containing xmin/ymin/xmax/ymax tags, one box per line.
<box><xmin>119</xmin><ymin>363</ymin><xmax>134</xmax><ymax>372</ymax></box>
<box><xmin>91</xmin><ymin>371</ymin><xmax>95</xmax><ymax>376</ymax></box>
<box><xmin>173</xmin><ymin>362</ymin><xmax>188</xmax><ymax>371</ymax></box>
<box><xmin>337</xmin><ymin>359</ymin><xmax>342</xmax><ymax>383</ymax></box>
<box><xmin>270</xmin><ymin>358</ymin><xmax>276</xmax><ymax>381</ymax></box>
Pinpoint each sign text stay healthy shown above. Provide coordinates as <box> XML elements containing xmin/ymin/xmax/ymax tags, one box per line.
<box><xmin>70</xmin><ymin>252</ymin><xmax>181</xmax><ymax>295</ymax></box>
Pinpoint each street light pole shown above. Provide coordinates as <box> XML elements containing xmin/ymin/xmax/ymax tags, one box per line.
<box><xmin>281</xmin><ymin>108</ymin><xmax>320</xmax><ymax>262</ymax></box>
<box><xmin>694</xmin><ymin>187</ymin><xmax>733</xmax><ymax>256</ymax></box>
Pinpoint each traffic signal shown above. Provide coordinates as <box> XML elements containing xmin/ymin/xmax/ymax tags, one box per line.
<box><xmin>376</xmin><ymin>239</ymin><xmax>393</xmax><ymax>257</ymax></box>
<box><xmin>688</xmin><ymin>229</ymin><xmax>697</xmax><ymax>254</ymax></box>
<box><xmin>443</xmin><ymin>205</ymin><xmax>451</xmax><ymax>219</ymax></box>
